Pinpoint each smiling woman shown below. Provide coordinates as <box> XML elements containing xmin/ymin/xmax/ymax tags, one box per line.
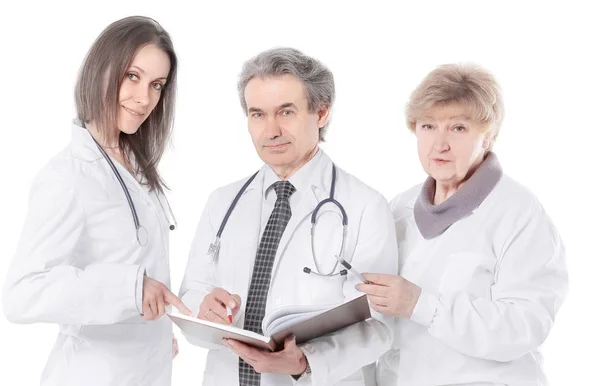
<box><xmin>117</xmin><ymin>44</ymin><xmax>170</xmax><ymax>135</ymax></box>
<box><xmin>2</xmin><ymin>16</ymin><xmax>190</xmax><ymax>386</ymax></box>
<box><xmin>75</xmin><ymin>16</ymin><xmax>177</xmax><ymax>189</ymax></box>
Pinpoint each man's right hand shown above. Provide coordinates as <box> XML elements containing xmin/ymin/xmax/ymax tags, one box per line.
<box><xmin>198</xmin><ymin>288</ymin><xmax>241</xmax><ymax>324</ymax></box>
<box><xmin>142</xmin><ymin>275</ymin><xmax>191</xmax><ymax>320</ymax></box>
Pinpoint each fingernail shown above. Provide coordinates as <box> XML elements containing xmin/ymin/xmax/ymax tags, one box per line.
<box><xmin>228</xmin><ymin>300</ymin><xmax>237</xmax><ymax>308</ymax></box>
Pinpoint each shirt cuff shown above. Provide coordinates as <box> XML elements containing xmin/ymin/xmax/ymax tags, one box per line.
<box><xmin>409</xmin><ymin>289</ymin><xmax>440</xmax><ymax>327</ymax></box>
<box><xmin>290</xmin><ymin>358</ymin><xmax>311</xmax><ymax>383</ymax></box>
<box><xmin>135</xmin><ymin>266</ymin><xmax>146</xmax><ymax>314</ymax></box>
<box><xmin>294</xmin><ymin>346</ymin><xmax>316</xmax><ymax>384</ymax></box>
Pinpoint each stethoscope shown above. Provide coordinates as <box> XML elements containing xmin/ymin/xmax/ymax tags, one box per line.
<box><xmin>90</xmin><ymin>131</ymin><xmax>177</xmax><ymax>247</ymax></box>
<box><xmin>207</xmin><ymin>164</ymin><xmax>357</xmax><ymax>278</ymax></box>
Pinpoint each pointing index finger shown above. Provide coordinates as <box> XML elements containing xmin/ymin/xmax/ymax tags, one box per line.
<box><xmin>164</xmin><ymin>289</ymin><xmax>192</xmax><ymax>316</ymax></box>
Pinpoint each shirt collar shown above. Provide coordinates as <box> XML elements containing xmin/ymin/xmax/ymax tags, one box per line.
<box><xmin>262</xmin><ymin>148</ymin><xmax>325</xmax><ymax>199</ymax></box>
<box><xmin>70</xmin><ymin>119</ymin><xmax>104</xmax><ymax>162</ymax></box>
<box><xmin>69</xmin><ymin>119</ymin><xmax>145</xmax><ymax>183</ymax></box>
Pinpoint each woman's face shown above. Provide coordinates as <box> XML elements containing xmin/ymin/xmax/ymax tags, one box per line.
<box><xmin>415</xmin><ymin>102</ymin><xmax>490</xmax><ymax>186</ymax></box>
<box><xmin>117</xmin><ymin>43</ymin><xmax>170</xmax><ymax>134</ymax></box>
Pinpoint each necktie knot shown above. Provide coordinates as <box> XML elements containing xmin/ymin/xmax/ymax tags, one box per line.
<box><xmin>272</xmin><ymin>181</ymin><xmax>296</xmax><ymax>201</ymax></box>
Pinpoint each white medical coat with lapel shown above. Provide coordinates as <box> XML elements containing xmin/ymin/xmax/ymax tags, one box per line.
<box><xmin>179</xmin><ymin>150</ymin><xmax>398</xmax><ymax>386</ymax></box>
<box><xmin>377</xmin><ymin>176</ymin><xmax>568</xmax><ymax>386</ymax></box>
<box><xmin>2</xmin><ymin>122</ymin><xmax>174</xmax><ymax>386</ymax></box>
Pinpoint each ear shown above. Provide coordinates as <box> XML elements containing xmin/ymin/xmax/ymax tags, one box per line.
<box><xmin>483</xmin><ymin>138</ymin><xmax>491</xmax><ymax>151</ymax></box>
<box><xmin>482</xmin><ymin>133</ymin><xmax>496</xmax><ymax>151</ymax></box>
<box><xmin>316</xmin><ymin>105</ymin><xmax>330</xmax><ymax>129</ymax></box>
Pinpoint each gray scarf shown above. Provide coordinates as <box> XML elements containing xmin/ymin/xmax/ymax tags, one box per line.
<box><xmin>414</xmin><ymin>152</ymin><xmax>503</xmax><ymax>239</ymax></box>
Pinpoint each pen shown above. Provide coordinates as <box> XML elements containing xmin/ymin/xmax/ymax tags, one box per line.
<box><xmin>226</xmin><ymin>306</ymin><xmax>233</xmax><ymax>323</ymax></box>
<box><xmin>336</xmin><ymin>256</ymin><xmax>371</xmax><ymax>284</ymax></box>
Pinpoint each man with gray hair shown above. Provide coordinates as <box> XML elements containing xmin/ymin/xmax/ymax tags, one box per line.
<box><xmin>179</xmin><ymin>47</ymin><xmax>398</xmax><ymax>385</ymax></box>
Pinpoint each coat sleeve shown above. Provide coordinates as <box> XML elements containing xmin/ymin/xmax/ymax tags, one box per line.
<box><xmin>178</xmin><ymin>191</ymin><xmax>222</xmax><ymax>349</ymax></box>
<box><xmin>298</xmin><ymin>193</ymin><xmax>399</xmax><ymax>385</ymax></box>
<box><xmin>409</xmin><ymin>201</ymin><xmax>568</xmax><ymax>362</ymax></box>
<box><xmin>2</xmin><ymin>165</ymin><xmax>145</xmax><ymax>326</ymax></box>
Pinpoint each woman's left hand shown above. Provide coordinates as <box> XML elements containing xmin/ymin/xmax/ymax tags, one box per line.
<box><xmin>356</xmin><ymin>273</ymin><xmax>422</xmax><ymax>318</ymax></box>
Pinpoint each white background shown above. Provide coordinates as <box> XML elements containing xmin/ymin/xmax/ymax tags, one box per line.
<box><xmin>0</xmin><ymin>1</ymin><xmax>597</xmax><ymax>384</ymax></box>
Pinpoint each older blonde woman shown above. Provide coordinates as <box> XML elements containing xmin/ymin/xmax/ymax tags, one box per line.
<box><xmin>357</xmin><ymin>64</ymin><xmax>568</xmax><ymax>385</ymax></box>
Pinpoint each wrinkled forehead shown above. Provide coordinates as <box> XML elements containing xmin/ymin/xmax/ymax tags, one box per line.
<box><xmin>244</xmin><ymin>75</ymin><xmax>309</xmax><ymax>110</ymax></box>
<box><xmin>417</xmin><ymin>101</ymin><xmax>484</xmax><ymax>122</ymax></box>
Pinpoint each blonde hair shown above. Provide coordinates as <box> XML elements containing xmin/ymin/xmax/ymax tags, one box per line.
<box><xmin>405</xmin><ymin>63</ymin><xmax>504</xmax><ymax>140</ymax></box>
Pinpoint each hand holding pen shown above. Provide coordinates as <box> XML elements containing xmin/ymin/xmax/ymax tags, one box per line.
<box><xmin>197</xmin><ymin>288</ymin><xmax>241</xmax><ymax>324</ymax></box>
<box><xmin>335</xmin><ymin>255</ymin><xmax>371</xmax><ymax>284</ymax></box>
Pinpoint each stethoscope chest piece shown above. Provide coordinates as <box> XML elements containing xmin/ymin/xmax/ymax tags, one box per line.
<box><xmin>136</xmin><ymin>226</ymin><xmax>149</xmax><ymax>247</ymax></box>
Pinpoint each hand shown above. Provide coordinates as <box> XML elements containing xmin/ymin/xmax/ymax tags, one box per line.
<box><xmin>142</xmin><ymin>275</ymin><xmax>192</xmax><ymax>320</ymax></box>
<box><xmin>224</xmin><ymin>336</ymin><xmax>307</xmax><ymax>375</ymax></box>
<box><xmin>356</xmin><ymin>273</ymin><xmax>421</xmax><ymax>318</ymax></box>
<box><xmin>197</xmin><ymin>288</ymin><xmax>241</xmax><ymax>324</ymax></box>
<box><xmin>172</xmin><ymin>335</ymin><xmax>179</xmax><ymax>358</ymax></box>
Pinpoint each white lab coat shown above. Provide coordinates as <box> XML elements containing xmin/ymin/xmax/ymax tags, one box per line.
<box><xmin>179</xmin><ymin>151</ymin><xmax>398</xmax><ymax>386</ymax></box>
<box><xmin>377</xmin><ymin>175</ymin><xmax>568</xmax><ymax>386</ymax></box>
<box><xmin>3</xmin><ymin>122</ymin><xmax>174</xmax><ymax>386</ymax></box>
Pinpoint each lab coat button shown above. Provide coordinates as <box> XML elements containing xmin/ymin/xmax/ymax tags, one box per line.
<box><xmin>274</xmin><ymin>298</ymin><xmax>282</xmax><ymax>306</ymax></box>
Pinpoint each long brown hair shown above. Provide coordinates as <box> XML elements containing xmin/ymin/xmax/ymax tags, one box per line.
<box><xmin>75</xmin><ymin>16</ymin><xmax>177</xmax><ymax>192</ymax></box>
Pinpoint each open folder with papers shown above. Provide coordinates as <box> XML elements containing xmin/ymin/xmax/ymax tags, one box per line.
<box><xmin>169</xmin><ymin>295</ymin><xmax>371</xmax><ymax>352</ymax></box>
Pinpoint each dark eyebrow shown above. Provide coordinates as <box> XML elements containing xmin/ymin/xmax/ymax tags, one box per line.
<box><xmin>131</xmin><ymin>66</ymin><xmax>146</xmax><ymax>74</ymax></box>
<box><xmin>129</xmin><ymin>66</ymin><xmax>167</xmax><ymax>81</ymax></box>
<box><xmin>247</xmin><ymin>103</ymin><xmax>298</xmax><ymax>114</ymax></box>
<box><xmin>278</xmin><ymin>103</ymin><xmax>297</xmax><ymax>110</ymax></box>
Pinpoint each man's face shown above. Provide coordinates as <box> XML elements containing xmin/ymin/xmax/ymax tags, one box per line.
<box><xmin>244</xmin><ymin>75</ymin><xmax>328</xmax><ymax>171</ymax></box>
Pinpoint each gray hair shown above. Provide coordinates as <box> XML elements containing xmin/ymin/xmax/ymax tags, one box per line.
<box><xmin>75</xmin><ymin>16</ymin><xmax>177</xmax><ymax>193</ymax></box>
<box><xmin>237</xmin><ymin>47</ymin><xmax>335</xmax><ymax>141</ymax></box>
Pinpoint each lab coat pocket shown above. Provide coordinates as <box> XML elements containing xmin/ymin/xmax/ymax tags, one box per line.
<box><xmin>438</xmin><ymin>252</ymin><xmax>496</xmax><ymax>299</ymax></box>
<box><xmin>86</xmin><ymin>199</ymin><xmax>138</xmax><ymax>250</ymax></box>
<box><xmin>306</xmin><ymin>273</ymin><xmax>346</xmax><ymax>305</ymax></box>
